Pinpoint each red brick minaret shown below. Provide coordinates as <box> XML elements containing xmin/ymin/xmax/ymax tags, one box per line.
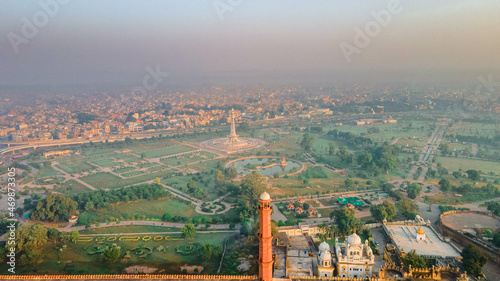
<box><xmin>258</xmin><ymin>192</ymin><xmax>273</xmax><ymax>281</ymax></box>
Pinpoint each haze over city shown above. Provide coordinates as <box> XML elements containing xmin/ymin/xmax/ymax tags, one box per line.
<box><xmin>1</xmin><ymin>1</ymin><xmax>500</xmax><ymax>281</ymax></box>
<box><xmin>1</xmin><ymin>0</ymin><xmax>500</xmax><ymax>87</ymax></box>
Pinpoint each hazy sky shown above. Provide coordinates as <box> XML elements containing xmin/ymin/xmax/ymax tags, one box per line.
<box><xmin>1</xmin><ymin>0</ymin><xmax>499</xmax><ymax>86</ymax></box>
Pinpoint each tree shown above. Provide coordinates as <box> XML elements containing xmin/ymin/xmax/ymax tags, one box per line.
<box><xmin>370</xmin><ymin>201</ymin><xmax>396</xmax><ymax>222</ymax></box>
<box><xmin>303</xmin><ymin>203</ymin><xmax>310</xmax><ymax>211</ymax></box>
<box><xmin>140</xmin><ymin>153</ymin><xmax>146</xmax><ymax>159</ymax></box>
<box><xmin>377</xmin><ymin>152</ymin><xmax>397</xmax><ymax>173</ymax></box>
<box><xmin>102</xmin><ymin>247</ymin><xmax>121</xmax><ymax>264</ymax></box>
<box><xmin>397</xmin><ymin>199</ymin><xmax>419</xmax><ymax>219</ymax></box>
<box><xmin>439</xmin><ymin>143</ymin><xmax>450</xmax><ymax>155</ymax></box>
<box><xmin>402</xmin><ymin>250</ymin><xmax>427</xmax><ymax>268</ymax></box>
<box><xmin>329</xmin><ymin>208</ymin><xmax>361</xmax><ymax>236</ymax></box>
<box><xmin>225</xmin><ymin>166</ymin><xmax>238</xmax><ymax>179</ymax></box>
<box><xmin>492</xmin><ymin>232</ymin><xmax>500</xmax><ymax>247</ymax></box>
<box><xmin>466</xmin><ymin>169</ymin><xmax>480</xmax><ymax>181</ymax></box>
<box><xmin>84</xmin><ymin>201</ymin><xmax>94</xmax><ymax>211</ymax></box>
<box><xmin>239</xmin><ymin>122</ymin><xmax>250</xmax><ymax>132</ymax></box>
<box><xmin>181</xmin><ymin>224</ymin><xmax>197</xmax><ymax>238</ymax></box>
<box><xmin>47</xmin><ymin>228</ymin><xmax>60</xmax><ymax>244</ymax></box>
<box><xmin>14</xmin><ymin>224</ymin><xmax>48</xmax><ymax>253</ymax></box>
<box><xmin>337</xmin><ymin>146</ymin><xmax>351</xmax><ymax>162</ymax></box>
<box><xmin>215</xmin><ymin>170</ymin><xmax>225</xmax><ymax>183</ymax></box>
<box><xmin>357</xmin><ymin>152</ymin><xmax>373</xmax><ymax>168</ymax></box>
<box><xmin>486</xmin><ymin>201</ymin><xmax>500</xmax><ymax>216</ymax></box>
<box><xmin>452</xmin><ymin>171</ymin><xmax>461</xmax><ymax>179</ymax></box>
<box><xmin>344</xmin><ymin>178</ymin><xmax>354</xmax><ymax>189</ymax></box>
<box><xmin>75</xmin><ymin>112</ymin><xmax>97</xmax><ymax>124</ymax></box>
<box><xmin>154</xmin><ymin>177</ymin><xmax>161</xmax><ymax>184</ymax></box>
<box><xmin>438</xmin><ymin>179</ymin><xmax>452</xmax><ymax>192</ymax></box>
<box><xmin>201</xmin><ymin>244</ymin><xmax>222</xmax><ymax>260</ymax></box>
<box><xmin>31</xmin><ymin>194</ymin><xmax>78</xmax><ymax>222</ymax></box>
<box><xmin>162</xmin><ymin>212</ymin><xmax>172</xmax><ymax>221</ymax></box>
<box><xmin>300</xmin><ymin>133</ymin><xmax>315</xmax><ymax>151</ymax></box>
<box><xmin>407</xmin><ymin>182</ymin><xmax>422</xmax><ymax>199</ymax></box>
<box><xmin>370</xmin><ymin>204</ymin><xmax>388</xmax><ymax>223</ymax></box>
<box><xmin>70</xmin><ymin>230</ymin><xmax>80</xmax><ymax>243</ymax></box>
<box><xmin>187</xmin><ymin>180</ymin><xmax>197</xmax><ymax>193</ymax></box>
<box><xmin>328</xmin><ymin>142</ymin><xmax>336</xmax><ymax>155</ymax></box>
<box><xmin>240</xmin><ymin>172</ymin><xmax>266</xmax><ymax>213</ymax></box>
<box><xmin>461</xmin><ymin>244</ymin><xmax>487</xmax><ymax>277</ymax></box>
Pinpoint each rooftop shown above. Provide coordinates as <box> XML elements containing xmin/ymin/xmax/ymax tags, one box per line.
<box><xmin>385</xmin><ymin>224</ymin><xmax>460</xmax><ymax>258</ymax></box>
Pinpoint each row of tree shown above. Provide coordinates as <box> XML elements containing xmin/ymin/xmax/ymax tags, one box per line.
<box><xmin>72</xmin><ymin>183</ymin><xmax>169</xmax><ymax>210</ymax></box>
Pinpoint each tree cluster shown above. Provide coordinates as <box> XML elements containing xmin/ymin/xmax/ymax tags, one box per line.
<box><xmin>72</xmin><ymin>183</ymin><xmax>169</xmax><ymax>210</ymax></box>
<box><xmin>329</xmin><ymin>208</ymin><xmax>361</xmax><ymax>236</ymax></box>
<box><xmin>461</xmin><ymin>244</ymin><xmax>487</xmax><ymax>277</ymax></box>
<box><xmin>370</xmin><ymin>201</ymin><xmax>397</xmax><ymax>222</ymax></box>
<box><xmin>396</xmin><ymin>199</ymin><xmax>419</xmax><ymax>219</ymax></box>
<box><xmin>31</xmin><ymin>194</ymin><xmax>78</xmax><ymax>222</ymax></box>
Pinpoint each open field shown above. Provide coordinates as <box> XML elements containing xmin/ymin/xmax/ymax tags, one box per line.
<box><xmin>79</xmin><ymin>171</ymin><xmax>168</xmax><ymax>190</ymax></box>
<box><xmin>435</xmin><ymin>156</ymin><xmax>500</xmax><ymax>174</ymax></box>
<box><xmin>56</xmin><ymin>158</ymin><xmax>95</xmax><ymax>174</ymax></box>
<box><xmin>57</xmin><ymin>179</ymin><xmax>93</xmax><ymax>194</ymax></box>
<box><xmin>317</xmin><ymin>207</ymin><xmax>337</xmax><ymax>218</ymax></box>
<box><xmin>160</xmin><ymin>151</ymin><xmax>217</xmax><ymax>166</ymax></box>
<box><xmin>36</xmin><ymin>166</ymin><xmax>62</xmax><ymax>177</ymax></box>
<box><xmin>446</xmin><ymin>122</ymin><xmax>498</xmax><ymax>138</ymax></box>
<box><xmin>142</xmin><ymin>145</ymin><xmax>196</xmax><ymax>159</ymax></box>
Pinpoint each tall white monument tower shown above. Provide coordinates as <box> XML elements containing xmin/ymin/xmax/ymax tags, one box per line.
<box><xmin>228</xmin><ymin>108</ymin><xmax>239</xmax><ymax>144</ymax></box>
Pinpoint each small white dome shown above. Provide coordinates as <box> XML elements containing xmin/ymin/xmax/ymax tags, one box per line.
<box><xmin>346</xmin><ymin>233</ymin><xmax>362</xmax><ymax>246</ymax></box>
<box><xmin>260</xmin><ymin>192</ymin><xmax>270</xmax><ymax>200</ymax></box>
<box><xmin>319</xmin><ymin>250</ymin><xmax>332</xmax><ymax>261</ymax></box>
<box><xmin>319</xmin><ymin>241</ymin><xmax>330</xmax><ymax>252</ymax></box>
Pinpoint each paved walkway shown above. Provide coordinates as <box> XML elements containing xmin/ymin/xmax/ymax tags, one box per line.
<box><xmin>79</xmin><ymin>230</ymin><xmax>238</xmax><ymax>236</ymax></box>
<box><xmin>58</xmin><ymin>220</ymin><xmax>238</xmax><ymax>232</ymax></box>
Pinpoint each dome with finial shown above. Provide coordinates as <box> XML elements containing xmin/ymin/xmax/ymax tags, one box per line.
<box><xmin>319</xmin><ymin>241</ymin><xmax>330</xmax><ymax>252</ymax></box>
<box><xmin>346</xmin><ymin>233</ymin><xmax>362</xmax><ymax>246</ymax></box>
<box><xmin>416</xmin><ymin>227</ymin><xmax>425</xmax><ymax>235</ymax></box>
<box><xmin>260</xmin><ymin>192</ymin><xmax>270</xmax><ymax>200</ymax></box>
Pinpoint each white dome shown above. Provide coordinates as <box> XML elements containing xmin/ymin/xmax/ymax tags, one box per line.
<box><xmin>259</xmin><ymin>192</ymin><xmax>270</xmax><ymax>200</ymax></box>
<box><xmin>319</xmin><ymin>241</ymin><xmax>330</xmax><ymax>252</ymax></box>
<box><xmin>319</xmin><ymin>249</ymin><xmax>332</xmax><ymax>261</ymax></box>
<box><xmin>346</xmin><ymin>233</ymin><xmax>362</xmax><ymax>246</ymax></box>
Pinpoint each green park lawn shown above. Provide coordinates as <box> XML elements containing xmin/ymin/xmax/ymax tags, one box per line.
<box><xmin>55</xmin><ymin>158</ymin><xmax>95</xmax><ymax>174</ymax></box>
<box><xmin>37</xmin><ymin>166</ymin><xmax>62</xmax><ymax>177</ymax></box>
<box><xmin>121</xmin><ymin>171</ymin><xmax>146</xmax><ymax>177</ymax></box>
<box><xmin>142</xmin><ymin>145</ymin><xmax>196</xmax><ymax>159</ymax></box>
<box><xmin>92</xmin><ymin>198</ymin><xmax>202</xmax><ymax>219</ymax></box>
<box><xmin>79</xmin><ymin>171</ymin><xmax>168</xmax><ymax>189</ymax></box>
<box><xmin>436</xmin><ymin>156</ymin><xmax>500</xmax><ymax>174</ymax></box>
<box><xmin>163</xmin><ymin>175</ymin><xmax>222</xmax><ymax>201</ymax></box>
<box><xmin>4</xmin><ymin>232</ymin><xmax>232</xmax><ymax>275</ymax></box>
<box><xmin>113</xmin><ymin>167</ymin><xmax>136</xmax><ymax>174</ymax></box>
<box><xmin>57</xmin><ymin>179</ymin><xmax>93</xmax><ymax>194</ymax></box>
<box><xmin>79</xmin><ymin>225</ymin><xmax>181</xmax><ymax>234</ymax></box>
<box><xmin>160</xmin><ymin>152</ymin><xmax>217</xmax><ymax>166</ymax></box>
